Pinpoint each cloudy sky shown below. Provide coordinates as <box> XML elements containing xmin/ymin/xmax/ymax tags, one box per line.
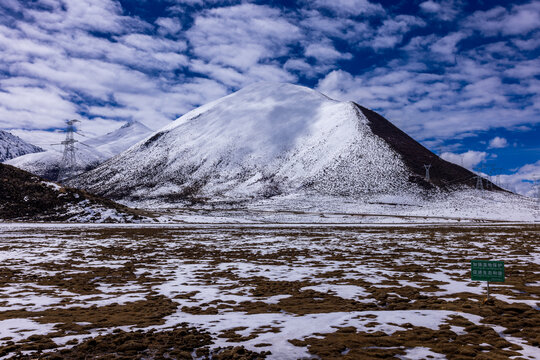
<box><xmin>0</xmin><ymin>0</ymin><xmax>539</xmax><ymax>195</ymax></box>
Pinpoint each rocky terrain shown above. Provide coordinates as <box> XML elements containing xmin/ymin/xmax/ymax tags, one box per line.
<box><xmin>0</xmin><ymin>164</ymin><xmax>148</xmax><ymax>223</ymax></box>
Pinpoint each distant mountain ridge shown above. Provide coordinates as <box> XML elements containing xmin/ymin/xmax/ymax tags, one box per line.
<box><xmin>70</xmin><ymin>82</ymin><xmax>494</xmax><ymax>204</ymax></box>
<box><xmin>83</xmin><ymin>121</ymin><xmax>153</xmax><ymax>158</ymax></box>
<box><xmin>4</xmin><ymin>121</ymin><xmax>153</xmax><ymax>181</ymax></box>
<box><xmin>0</xmin><ymin>130</ymin><xmax>43</xmax><ymax>162</ymax></box>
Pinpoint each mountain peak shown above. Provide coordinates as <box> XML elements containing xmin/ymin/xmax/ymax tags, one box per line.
<box><xmin>119</xmin><ymin>120</ymin><xmax>152</xmax><ymax>131</ymax></box>
<box><xmin>71</xmin><ymin>83</ymin><xmax>414</xmax><ymax>202</ymax></box>
<box><xmin>69</xmin><ymin>82</ymin><xmax>500</xmax><ymax>205</ymax></box>
<box><xmin>0</xmin><ymin>130</ymin><xmax>43</xmax><ymax>162</ymax></box>
<box><xmin>163</xmin><ymin>81</ymin><xmax>340</xmax><ymax>135</ymax></box>
<box><xmin>82</xmin><ymin>120</ymin><xmax>153</xmax><ymax>158</ymax></box>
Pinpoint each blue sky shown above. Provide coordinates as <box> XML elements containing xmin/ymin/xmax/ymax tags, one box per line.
<box><xmin>0</xmin><ymin>0</ymin><xmax>539</xmax><ymax>195</ymax></box>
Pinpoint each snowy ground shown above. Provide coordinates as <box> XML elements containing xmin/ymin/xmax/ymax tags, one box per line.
<box><xmin>0</xmin><ymin>223</ymin><xmax>538</xmax><ymax>359</ymax></box>
<box><xmin>141</xmin><ymin>190</ymin><xmax>540</xmax><ymax>224</ymax></box>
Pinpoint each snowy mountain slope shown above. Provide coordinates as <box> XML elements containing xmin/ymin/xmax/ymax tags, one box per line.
<box><xmin>0</xmin><ymin>130</ymin><xmax>43</xmax><ymax>162</ymax></box>
<box><xmin>71</xmin><ymin>82</ymin><xmax>487</xmax><ymax>205</ymax></box>
<box><xmin>82</xmin><ymin>121</ymin><xmax>152</xmax><ymax>158</ymax></box>
<box><xmin>0</xmin><ymin>164</ymin><xmax>148</xmax><ymax>222</ymax></box>
<box><xmin>4</xmin><ymin>121</ymin><xmax>153</xmax><ymax>181</ymax></box>
<box><xmin>5</xmin><ymin>147</ymin><xmax>105</xmax><ymax>181</ymax></box>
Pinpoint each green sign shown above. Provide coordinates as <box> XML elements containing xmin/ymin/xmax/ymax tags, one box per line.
<box><xmin>471</xmin><ymin>260</ymin><xmax>505</xmax><ymax>282</ymax></box>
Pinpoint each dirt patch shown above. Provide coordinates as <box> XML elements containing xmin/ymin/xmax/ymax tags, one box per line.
<box><xmin>0</xmin><ymin>295</ymin><xmax>178</xmax><ymax>336</ymax></box>
<box><xmin>7</xmin><ymin>326</ymin><xmax>269</xmax><ymax>359</ymax></box>
<box><xmin>290</xmin><ymin>317</ymin><xmax>522</xmax><ymax>359</ymax></box>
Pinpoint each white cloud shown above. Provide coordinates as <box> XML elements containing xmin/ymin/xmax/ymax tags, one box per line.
<box><xmin>156</xmin><ymin>17</ymin><xmax>182</xmax><ymax>35</ymax></box>
<box><xmin>367</xmin><ymin>15</ymin><xmax>426</xmax><ymax>49</ymax></box>
<box><xmin>0</xmin><ymin>2</ymin><xmax>224</xmax><ymax>135</ymax></box>
<box><xmin>298</xmin><ymin>9</ymin><xmax>370</xmax><ymax>41</ymax></box>
<box><xmin>512</xmin><ymin>37</ymin><xmax>540</xmax><ymax>51</ymax></box>
<box><xmin>440</xmin><ymin>150</ymin><xmax>488</xmax><ymax>170</ymax></box>
<box><xmin>310</xmin><ymin>0</ymin><xmax>385</xmax><ymax>17</ymax></box>
<box><xmin>0</xmin><ymin>0</ymin><xmax>22</xmax><ymax>11</ymax></box>
<box><xmin>488</xmin><ymin>136</ymin><xmax>508</xmax><ymax>149</ymax></box>
<box><xmin>24</xmin><ymin>0</ymin><xmax>142</xmax><ymax>34</ymax></box>
<box><xmin>0</xmin><ymin>82</ymin><xmax>78</xmax><ymax>130</ymax></box>
<box><xmin>7</xmin><ymin>129</ymin><xmax>64</xmax><ymax>150</ymax></box>
<box><xmin>504</xmin><ymin>59</ymin><xmax>540</xmax><ymax>79</ymax></box>
<box><xmin>430</xmin><ymin>32</ymin><xmax>467</xmax><ymax>56</ymax></box>
<box><xmin>304</xmin><ymin>42</ymin><xmax>352</xmax><ymax>63</ymax></box>
<box><xmin>315</xmin><ymin>38</ymin><xmax>540</xmax><ymax>141</ymax></box>
<box><xmin>186</xmin><ymin>4</ymin><xmax>301</xmax><ymax>86</ymax></box>
<box><xmin>464</xmin><ymin>2</ymin><xmax>540</xmax><ymax>36</ymax></box>
<box><xmin>14</xmin><ymin>57</ymin><xmax>158</xmax><ymax>101</ymax></box>
<box><xmin>496</xmin><ymin>160</ymin><xmax>540</xmax><ymax>196</ymax></box>
<box><xmin>419</xmin><ymin>0</ymin><xmax>461</xmax><ymax>21</ymax></box>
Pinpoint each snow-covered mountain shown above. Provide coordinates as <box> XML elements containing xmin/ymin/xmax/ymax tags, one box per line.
<box><xmin>83</xmin><ymin>121</ymin><xmax>152</xmax><ymax>158</ymax></box>
<box><xmin>4</xmin><ymin>121</ymin><xmax>153</xmax><ymax>181</ymax></box>
<box><xmin>71</xmin><ymin>83</ymin><xmax>485</xmax><ymax>204</ymax></box>
<box><xmin>5</xmin><ymin>147</ymin><xmax>105</xmax><ymax>181</ymax></box>
<box><xmin>0</xmin><ymin>130</ymin><xmax>43</xmax><ymax>162</ymax></box>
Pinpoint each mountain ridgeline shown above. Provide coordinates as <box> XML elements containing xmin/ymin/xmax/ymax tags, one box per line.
<box><xmin>5</xmin><ymin>121</ymin><xmax>153</xmax><ymax>181</ymax></box>
<box><xmin>70</xmin><ymin>83</ymin><xmax>495</xmax><ymax>204</ymax></box>
<box><xmin>0</xmin><ymin>130</ymin><xmax>43</xmax><ymax>162</ymax></box>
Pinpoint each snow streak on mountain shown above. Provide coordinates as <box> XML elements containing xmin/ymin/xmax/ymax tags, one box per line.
<box><xmin>71</xmin><ymin>83</ymin><xmax>480</xmax><ymax>204</ymax></box>
<box><xmin>0</xmin><ymin>130</ymin><xmax>43</xmax><ymax>162</ymax></box>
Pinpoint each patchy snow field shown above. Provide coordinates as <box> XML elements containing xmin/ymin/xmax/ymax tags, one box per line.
<box><xmin>134</xmin><ymin>189</ymin><xmax>540</xmax><ymax>224</ymax></box>
<box><xmin>0</xmin><ymin>223</ymin><xmax>538</xmax><ymax>359</ymax></box>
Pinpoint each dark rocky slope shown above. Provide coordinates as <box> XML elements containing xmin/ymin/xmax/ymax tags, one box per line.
<box><xmin>357</xmin><ymin>105</ymin><xmax>498</xmax><ymax>190</ymax></box>
<box><xmin>0</xmin><ymin>164</ymin><xmax>147</xmax><ymax>222</ymax></box>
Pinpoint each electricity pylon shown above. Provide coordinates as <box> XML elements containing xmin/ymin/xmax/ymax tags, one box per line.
<box><xmin>534</xmin><ymin>175</ymin><xmax>540</xmax><ymax>205</ymax></box>
<box><xmin>56</xmin><ymin>119</ymin><xmax>80</xmax><ymax>181</ymax></box>
<box><xmin>424</xmin><ymin>164</ymin><xmax>431</xmax><ymax>182</ymax></box>
<box><xmin>475</xmin><ymin>175</ymin><xmax>484</xmax><ymax>191</ymax></box>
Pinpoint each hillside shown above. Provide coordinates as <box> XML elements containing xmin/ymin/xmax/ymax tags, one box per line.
<box><xmin>4</xmin><ymin>121</ymin><xmax>153</xmax><ymax>181</ymax></box>
<box><xmin>83</xmin><ymin>121</ymin><xmax>152</xmax><ymax>158</ymax></box>
<box><xmin>4</xmin><ymin>147</ymin><xmax>104</xmax><ymax>181</ymax></box>
<box><xmin>0</xmin><ymin>164</ymin><xmax>147</xmax><ymax>222</ymax></box>
<box><xmin>0</xmin><ymin>130</ymin><xmax>43</xmax><ymax>162</ymax></box>
<box><xmin>70</xmin><ymin>83</ymin><xmax>495</xmax><ymax>206</ymax></box>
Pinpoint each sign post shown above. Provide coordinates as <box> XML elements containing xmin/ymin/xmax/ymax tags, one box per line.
<box><xmin>471</xmin><ymin>260</ymin><xmax>505</xmax><ymax>302</ymax></box>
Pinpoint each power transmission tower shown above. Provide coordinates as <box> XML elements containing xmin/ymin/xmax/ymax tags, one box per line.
<box><xmin>492</xmin><ymin>167</ymin><xmax>503</xmax><ymax>188</ymax></box>
<box><xmin>484</xmin><ymin>166</ymin><xmax>493</xmax><ymax>190</ymax></box>
<box><xmin>57</xmin><ymin>119</ymin><xmax>80</xmax><ymax>180</ymax></box>
<box><xmin>534</xmin><ymin>175</ymin><xmax>540</xmax><ymax>205</ymax></box>
<box><xmin>424</xmin><ymin>164</ymin><xmax>431</xmax><ymax>182</ymax></box>
<box><xmin>475</xmin><ymin>175</ymin><xmax>484</xmax><ymax>191</ymax></box>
